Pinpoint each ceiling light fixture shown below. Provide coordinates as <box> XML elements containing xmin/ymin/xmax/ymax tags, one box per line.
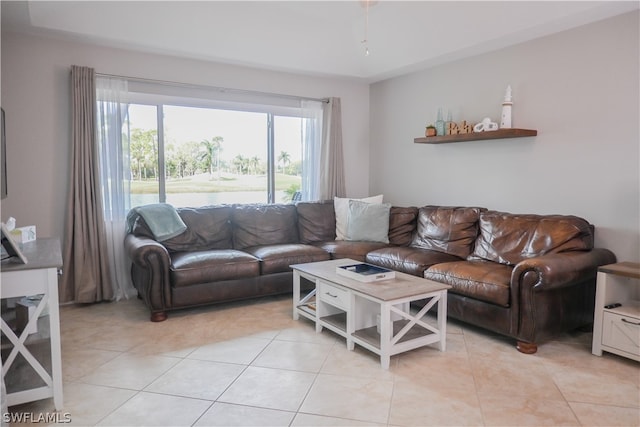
<box><xmin>360</xmin><ymin>0</ymin><xmax>377</xmax><ymax>56</ymax></box>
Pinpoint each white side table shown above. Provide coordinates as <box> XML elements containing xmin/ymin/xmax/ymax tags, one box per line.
<box><xmin>1</xmin><ymin>238</ymin><xmax>63</xmax><ymax>409</ymax></box>
<box><xmin>592</xmin><ymin>262</ymin><xmax>640</xmax><ymax>362</ymax></box>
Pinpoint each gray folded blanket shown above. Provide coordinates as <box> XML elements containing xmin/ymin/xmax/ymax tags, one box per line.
<box><xmin>127</xmin><ymin>203</ymin><xmax>187</xmax><ymax>242</ymax></box>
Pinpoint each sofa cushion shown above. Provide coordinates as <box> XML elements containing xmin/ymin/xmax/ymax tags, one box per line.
<box><xmin>296</xmin><ymin>200</ymin><xmax>336</xmax><ymax>243</ymax></box>
<box><xmin>131</xmin><ymin>205</ymin><xmax>234</xmax><ymax>252</ymax></box>
<box><xmin>232</xmin><ymin>204</ymin><xmax>299</xmax><ymax>250</ymax></box>
<box><xmin>334</xmin><ymin>195</ymin><xmax>383</xmax><ymax>240</ymax></box>
<box><xmin>170</xmin><ymin>250</ymin><xmax>260</xmax><ymax>288</ymax></box>
<box><xmin>470</xmin><ymin>211</ymin><xmax>594</xmax><ymax>266</ymax></box>
<box><xmin>315</xmin><ymin>240</ymin><xmax>389</xmax><ymax>262</ymax></box>
<box><xmin>389</xmin><ymin>206</ymin><xmax>418</xmax><ymax>246</ymax></box>
<box><xmin>411</xmin><ymin>206</ymin><xmax>484</xmax><ymax>258</ymax></box>
<box><xmin>366</xmin><ymin>246</ymin><xmax>463</xmax><ymax>277</ymax></box>
<box><xmin>345</xmin><ymin>200</ymin><xmax>391</xmax><ymax>243</ymax></box>
<box><xmin>244</xmin><ymin>244</ymin><xmax>331</xmax><ymax>274</ymax></box>
<box><xmin>425</xmin><ymin>260</ymin><xmax>512</xmax><ymax>307</ymax></box>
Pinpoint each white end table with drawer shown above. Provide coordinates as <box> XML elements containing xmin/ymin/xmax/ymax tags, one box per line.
<box><xmin>592</xmin><ymin>262</ymin><xmax>640</xmax><ymax>362</ymax></box>
<box><xmin>292</xmin><ymin>258</ymin><xmax>450</xmax><ymax>369</ymax></box>
<box><xmin>1</xmin><ymin>238</ymin><xmax>63</xmax><ymax>409</ymax></box>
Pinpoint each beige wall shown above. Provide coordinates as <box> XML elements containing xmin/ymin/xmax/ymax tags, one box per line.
<box><xmin>370</xmin><ymin>11</ymin><xmax>639</xmax><ymax>262</ymax></box>
<box><xmin>0</xmin><ymin>32</ymin><xmax>371</xmax><ymax>242</ymax></box>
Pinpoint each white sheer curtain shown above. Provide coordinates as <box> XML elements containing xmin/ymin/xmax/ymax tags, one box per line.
<box><xmin>96</xmin><ymin>76</ymin><xmax>136</xmax><ymax>300</ymax></box>
<box><xmin>300</xmin><ymin>100</ymin><xmax>323</xmax><ymax>201</ymax></box>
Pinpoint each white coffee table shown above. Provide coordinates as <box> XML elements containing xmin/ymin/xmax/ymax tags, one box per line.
<box><xmin>291</xmin><ymin>258</ymin><xmax>450</xmax><ymax>369</ymax></box>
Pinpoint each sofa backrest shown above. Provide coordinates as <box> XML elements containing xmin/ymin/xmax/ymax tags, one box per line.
<box><xmin>469</xmin><ymin>211</ymin><xmax>594</xmax><ymax>266</ymax></box>
<box><xmin>296</xmin><ymin>201</ymin><xmax>418</xmax><ymax>246</ymax></box>
<box><xmin>232</xmin><ymin>204</ymin><xmax>299</xmax><ymax>249</ymax></box>
<box><xmin>130</xmin><ymin>205</ymin><xmax>234</xmax><ymax>253</ymax></box>
<box><xmin>411</xmin><ymin>206</ymin><xmax>485</xmax><ymax>258</ymax></box>
<box><xmin>389</xmin><ymin>206</ymin><xmax>418</xmax><ymax>246</ymax></box>
<box><xmin>296</xmin><ymin>200</ymin><xmax>336</xmax><ymax>243</ymax></box>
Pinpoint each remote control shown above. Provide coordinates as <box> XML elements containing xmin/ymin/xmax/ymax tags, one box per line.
<box><xmin>604</xmin><ymin>303</ymin><xmax>622</xmax><ymax>309</ymax></box>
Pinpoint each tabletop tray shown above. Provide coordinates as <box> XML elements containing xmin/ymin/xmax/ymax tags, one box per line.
<box><xmin>336</xmin><ymin>263</ymin><xmax>396</xmax><ymax>282</ymax></box>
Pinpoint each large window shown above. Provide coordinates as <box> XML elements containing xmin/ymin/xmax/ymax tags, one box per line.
<box><xmin>101</xmin><ymin>80</ymin><xmax>323</xmax><ymax>209</ymax></box>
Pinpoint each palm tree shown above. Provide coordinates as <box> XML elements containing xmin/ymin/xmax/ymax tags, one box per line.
<box><xmin>233</xmin><ymin>155</ymin><xmax>247</xmax><ymax>175</ymax></box>
<box><xmin>250</xmin><ymin>156</ymin><xmax>260</xmax><ymax>175</ymax></box>
<box><xmin>130</xmin><ymin>128</ymin><xmax>158</xmax><ymax>180</ymax></box>
<box><xmin>200</xmin><ymin>136</ymin><xmax>223</xmax><ymax>179</ymax></box>
<box><xmin>278</xmin><ymin>151</ymin><xmax>291</xmax><ymax>174</ymax></box>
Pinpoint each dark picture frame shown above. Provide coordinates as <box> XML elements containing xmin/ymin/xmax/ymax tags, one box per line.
<box><xmin>1</xmin><ymin>223</ymin><xmax>28</xmax><ymax>264</ymax></box>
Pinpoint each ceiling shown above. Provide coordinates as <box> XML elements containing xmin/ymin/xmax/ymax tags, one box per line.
<box><xmin>2</xmin><ymin>1</ymin><xmax>638</xmax><ymax>82</ymax></box>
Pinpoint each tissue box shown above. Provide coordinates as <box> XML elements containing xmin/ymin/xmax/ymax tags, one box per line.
<box><xmin>11</xmin><ymin>225</ymin><xmax>36</xmax><ymax>243</ymax></box>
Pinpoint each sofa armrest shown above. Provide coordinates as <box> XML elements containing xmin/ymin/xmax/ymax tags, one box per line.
<box><xmin>124</xmin><ymin>234</ymin><xmax>172</xmax><ymax>318</ymax></box>
<box><xmin>512</xmin><ymin>248</ymin><xmax>617</xmax><ymax>291</ymax></box>
<box><xmin>125</xmin><ymin>234</ymin><xmax>169</xmax><ymax>264</ymax></box>
<box><xmin>511</xmin><ymin>248</ymin><xmax>616</xmax><ymax>345</ymax></box>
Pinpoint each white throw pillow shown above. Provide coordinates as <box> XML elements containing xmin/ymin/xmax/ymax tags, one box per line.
<box><xmin>334</xmin><ymin>194</ymin><xmax>383</xmax><ymax>240</ymax></box>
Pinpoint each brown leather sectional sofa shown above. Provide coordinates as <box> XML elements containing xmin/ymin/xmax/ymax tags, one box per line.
<box><xmin>124</xmin><ymin>201</ymin><xmax>616</xmax><ymax>353</ymax></box>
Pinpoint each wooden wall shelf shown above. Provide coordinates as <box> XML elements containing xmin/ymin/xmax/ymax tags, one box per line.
<box><xmin>414</xmin><ymin>128</ymin><xmax>537</xmax><ymax>144</ymax></box>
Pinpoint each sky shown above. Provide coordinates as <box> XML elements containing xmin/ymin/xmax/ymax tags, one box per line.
<box><xmin>128</xmin><ymin>104</ymin><xmax>302</xmax><ymax>163</ymax></box>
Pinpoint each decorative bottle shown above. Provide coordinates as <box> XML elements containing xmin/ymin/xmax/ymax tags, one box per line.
<box><xmin>500</xmin><ymin>85</ymin><xmax>513</xmax><ymax>129</ymax></box>
<box><xmin>435</xmin><ymin>108</ymin><xmax>445</xmax><ymax>136</ymax></box>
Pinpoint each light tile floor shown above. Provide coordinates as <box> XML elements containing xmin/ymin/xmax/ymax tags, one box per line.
<box><xmin>6</xmin><ymin>295</ymin><xmax>640</xmax><ymax>426</ymax></box>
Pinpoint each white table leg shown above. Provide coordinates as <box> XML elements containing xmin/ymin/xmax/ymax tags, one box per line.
<box><xmin>437</xmin><ymin>290</ymin><xmax>447</xmax><ymax>352</ymax></box>
<box><xmin>315</xmin><ymin>280</ymin><xmax>323</xmax><ymax>333</ymax></box>
<box><xmin>47</xmin><ymin>269</ymin><xmax>63</xmax><ymax>410</ymax></box>
<box><xmin>591</xmin><ymin>271</ymin><xmax>606</xmax><ymax>356</ymax></box>
<box><xmin>293</xmin><ymin>271</ymin><xmax>301</xmax><ymax>320</ymax></box>
<box><xmin>346</xmin><ymin>293</ymin><xmax>355</xmax><ymax>350</ymax></box>
<box><xmin>380</xmin><ymin>302</ymin><xmax>391</xmax><ymax>369</ymax></box>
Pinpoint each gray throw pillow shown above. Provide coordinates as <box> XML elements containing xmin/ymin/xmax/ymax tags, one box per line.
<box><xmin>334</xmin><ymin>194</ymin><xmax>383</xmax><ymax>240</ymax></box>
<box><xmin>345</xmin><ymin>200</ymin><xmax>391</xmax><ymax>243</ymax></box>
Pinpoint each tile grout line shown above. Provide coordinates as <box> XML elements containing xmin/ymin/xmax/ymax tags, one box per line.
<box><xmin>537</xmin><ymin>349</ymin><xmax>584</xmax><ymax>426</ymax></box>
<box><xmin>462</xmin><ymin>328</ymin><xmax>488</xmax><ymax>427</ymax></box>
<box><xmin>289</xmin><ymin>337</ymin><xmax>340</xmax><ymax>424</ymax></box>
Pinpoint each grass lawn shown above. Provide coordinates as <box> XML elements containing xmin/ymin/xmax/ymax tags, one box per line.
<box><xmin>131</xmin><ymin>173</ymin><xmax>301</xmax><ymax>194</ymax></box>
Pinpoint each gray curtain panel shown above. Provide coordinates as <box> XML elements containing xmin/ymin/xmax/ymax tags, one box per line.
<box><xmin>320</xmin><ymin>97</ymin><xmax>346</xmax><ymax>199</ymax></box>
<box><xmin>60</xmin><ymin>65</ymin><xmax>114</xmax><ymax>303</ymax></box>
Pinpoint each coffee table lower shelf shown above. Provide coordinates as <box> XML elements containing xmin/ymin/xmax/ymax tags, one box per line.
<box><xmin>353</xmin><ymin>320</ymin><xmax>438</xmax><ymax>349</ymax></box>
<box><xmin>297</xmin><ymin>304</ymin><xmax>316</xmax><ymax>319</ymax></box>
<box><xmin>318</xmin><ymin>312</ymin><xmax>445</xmax><ymax>369</ymax></box>
<box><xmin>319</xmin><ymin>316</ymin><xmax>438</xmax><ymax>349</ymax></box>
<box><xmin>320</xmin><ymin>313</ymin><xmax>347</xmax><ymax>331</ymax></box>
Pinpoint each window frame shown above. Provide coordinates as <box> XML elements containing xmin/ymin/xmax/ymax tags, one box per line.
<box><xmin>123</xmin><ymin>89</ymin><xmax>318</xmax><ymax>205</ymax></box>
